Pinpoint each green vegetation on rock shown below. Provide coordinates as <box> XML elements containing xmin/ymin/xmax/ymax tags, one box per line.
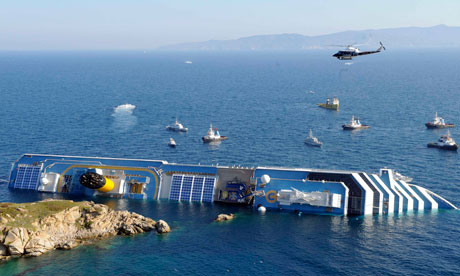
<box><xmin>0</xmin><ymin>199</ymin><xmax>169</xmax><ymax>262</ymax></box>
<box><xmin>0</xmin><ymin>200</ymin><xmax>85</xmax><ymax>230</ymax></box>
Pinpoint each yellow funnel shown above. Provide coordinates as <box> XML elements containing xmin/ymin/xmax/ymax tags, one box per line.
<box><xmin>97</xmin><ymin>177</ymin><xmax>114</xmax><ymax>193</ymax></box>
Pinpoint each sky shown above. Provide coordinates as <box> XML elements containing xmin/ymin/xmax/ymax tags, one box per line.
<box><xmin>1</xmin><ymin>0</ymin><xmax>459</xmax><ymax>50</ymax></box>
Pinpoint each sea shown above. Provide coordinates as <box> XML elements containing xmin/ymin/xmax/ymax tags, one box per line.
<box><xmin>0</xmin><ymin>50</ymin><xmax>459</xmax><ymax>275</ymax></box>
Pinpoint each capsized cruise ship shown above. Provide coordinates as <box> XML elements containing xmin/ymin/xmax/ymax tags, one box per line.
<box><xmin>7</xmin><ymin>154</ymin><xmax>457</xmax><ymax>216</ymax></box>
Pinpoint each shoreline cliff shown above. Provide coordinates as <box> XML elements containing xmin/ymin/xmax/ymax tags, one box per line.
<box><xmin>0</xmin><ymin>199</ymin><xmax>170</xmax><ymax>262</ymax></box>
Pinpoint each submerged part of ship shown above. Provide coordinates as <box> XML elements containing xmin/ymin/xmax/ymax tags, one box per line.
<box><xmin>7</xmin><ymin>154</ymin><xmax>457</xmax><ymax>216</ymax></box>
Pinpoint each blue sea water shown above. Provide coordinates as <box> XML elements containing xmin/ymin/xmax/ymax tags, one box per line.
<box><xmin>0</xmin><ymin>50</ymin><xmax>459</xmax><ymax>275</ymax></box>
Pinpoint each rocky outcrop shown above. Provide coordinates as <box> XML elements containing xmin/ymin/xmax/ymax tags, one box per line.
<box><xmin>4</xmin><ymin>227</ymin><xmax>29</xmax><ymax>256</ymax></box>
<box><xmin>155</xmin><ymin>220</ymin><xmax>171</xmax><ymax>233</ymax></box>
<box><xmin>215</xmin><ymin>213</ymin><xmax>235</xmax><ymax>222</ymax></box>
<box><xmin>0</xmin><ymin>200</ymin><xmax>170</xmax><ymax>262</ymax></box>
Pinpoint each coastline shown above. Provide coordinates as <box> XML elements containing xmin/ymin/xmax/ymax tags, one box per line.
<box><xmin>0</xmin><ymin>199</ymin><xmax>169</xmax><ymax>263</ymax></box>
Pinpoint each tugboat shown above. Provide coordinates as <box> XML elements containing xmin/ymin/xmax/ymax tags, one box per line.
<box><xmin>318</xmin><ymin>97</ymin><xmax>339</xmax><ymax>111</ymax></box>
<box><xmin>342</xmin><ymin>115</ymin><xmax>370</xmax><ymax>130</ymax></box>
<box><xmin>166</xmin><ymin>119</ymin><xmax>188</xmax><ymax>132</ymax></box>
<box><xmin>427</xmin><ymin>131</ymin><xmax>458</xmax><ymax>151</ymax></box>
<box><xmin>425</xmin><ymin>112</ymin><xmax>455</xmax><ymax>129</ymax></box>
<box><xmin>168</xmin><ymin>138</ymin><xmax>177</xmax><ymax>148</ymax></box>
<box><xmin>304</xmin><ymin>129</ymin><xmax>322</xmax><ymax>147</ymax></box>
<box><xmin>202</xmin><ymin>123</ymin><xmax>228</xmax><ymax>143</ymax></box>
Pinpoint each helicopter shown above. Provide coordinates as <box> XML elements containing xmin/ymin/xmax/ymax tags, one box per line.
<box><xmin>332</xmin><ymin>42</ymin><xmax>385</xmax><ymax>60</ymax></box>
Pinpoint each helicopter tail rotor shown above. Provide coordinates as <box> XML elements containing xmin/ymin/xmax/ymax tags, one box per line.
<box><xmin>379</xmin><ymin>41</ymin><xmax>386</xmax><ymax>51</ymax></box>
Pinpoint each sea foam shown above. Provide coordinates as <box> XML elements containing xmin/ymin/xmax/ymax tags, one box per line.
<box><xmin>114</xmin><ymin>103</ymin><xmax>136</xmax><ymax>114</ymax></box>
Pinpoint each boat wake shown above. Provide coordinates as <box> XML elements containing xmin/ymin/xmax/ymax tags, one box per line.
<box><xmin>207</xmin><ymin>141</ymin><xmax>221</xmax><ymax>150</ymax></box>
<box><xmin>344</xmin><ymin>62</ymin><xmax>353</xmax><ymax>66</ymax></box>
<box><xmin>114</xmin><ymin>103</ymin><xmax>136</xmax><ymax>114</ymax></box>
<box><xmin>112</xmin><ymin>104</ymin><xmax>137</xmax><ymax>131</ymax></box>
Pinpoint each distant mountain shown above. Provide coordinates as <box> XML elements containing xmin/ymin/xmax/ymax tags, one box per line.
<box><xmin>158</xmin><ymin>25</ymin><xmax>460</xmax><ymax>50</ymax></box>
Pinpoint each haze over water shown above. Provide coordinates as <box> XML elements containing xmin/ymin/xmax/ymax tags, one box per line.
<box><xmin>0</xmin><ymin>50</ymin><xmax>459</xmax><ymax>275</ymax></box>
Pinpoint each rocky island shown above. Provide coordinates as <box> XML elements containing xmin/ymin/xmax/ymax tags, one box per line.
<box><xmin>0</xmin><ymin>199</ymin><xmax>170</xmax><ymax>262</ymax></box>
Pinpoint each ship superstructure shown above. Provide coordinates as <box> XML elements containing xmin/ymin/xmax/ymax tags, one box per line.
<box><xmin>7</xmin><ymin>154</ymin><xmax>457</xmax><ymax>216</ymax></box>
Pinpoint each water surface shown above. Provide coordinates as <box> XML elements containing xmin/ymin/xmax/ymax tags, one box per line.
<box><xmin>0</xmin><ymin>50</ymin><xmax>459</xmax><ymax>275</ymax></box>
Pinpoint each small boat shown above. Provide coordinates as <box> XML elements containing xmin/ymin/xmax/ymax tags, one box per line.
<box><xmin>427</xmin><ymin>131</ymin><xmax>458</xmax><ymax>151</ymax></box>
<box><xmin>425</xmin><ymin>112</ymin><xmax>455</xmax><ymax>129</ymax></box>
<box><xmin>184</xmin><ymin>61</ymin><xmax>193</xmax><ymax>64</ymax></box>
<box><xmin>304</xmin><ymin>129</ymin><xmax>322</xmax><ymax>147</ymax></box>
<box><xmin>318</xmin><ymin>97</ymin><xmax>339</xmax><ymax>111</ymax></box>
<box><xmin>168</xmin><ymin>138</ymin><xmax>177</xmax><ymax>148</ymax></box>
<box><xmin>342</xmin><ymin>115</ymin><xmax>370</xmax><ymax>130</ymax></box>
<box><xmin>202</xmin><ymin>123</ymin><xmax>228</xmax><ymax>143</ymax></box>
<box><xmin>166</xmin><ymin>119</ymin><xmax>188</xmax><ymax>132</ymax></box>
<box><xmin>393</xmin><ymin>171</ymin><xmax>413</xmax><ymax>183</ymax></box>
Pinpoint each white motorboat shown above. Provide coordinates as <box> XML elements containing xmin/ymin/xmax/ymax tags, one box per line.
<box><xmin>393</xmin><ymin>171</ymin><xmax>413</xmax><ymax>183</ymax></box>
<box><xmin>304</xmin><ymin>129</ymin><xmax>322</xmax><ymax>147</ymax></box>
<box><xmin>202</xmin><ymin>123</ymin><xmax>228</xmax><ymax>143</ymax></box>
<box><xmin>166</xmin><ymin>119</ymin><xmax>188</xmax><ymax>132</ymax></box>
<box><xmin>168</xmin><ymin>137</ymin><xmax>177</xmax><ymax>148</ymax></box>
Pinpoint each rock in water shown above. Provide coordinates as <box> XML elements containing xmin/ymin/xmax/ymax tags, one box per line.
<box><xmin>155</xmin><ymin>220</ymin><xmax>171</xmax><ymax>233</ymax></box>
<box><xmin>215</xmin><ymin>213</ymin><xmax>235</xmax><ymax>222</ymax></box>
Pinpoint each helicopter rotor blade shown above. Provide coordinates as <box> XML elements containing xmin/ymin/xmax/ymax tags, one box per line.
<box><xmin>348</xmin><ymin>42</ymin><xmax>358</xmax><ymax>47</ymax></box>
